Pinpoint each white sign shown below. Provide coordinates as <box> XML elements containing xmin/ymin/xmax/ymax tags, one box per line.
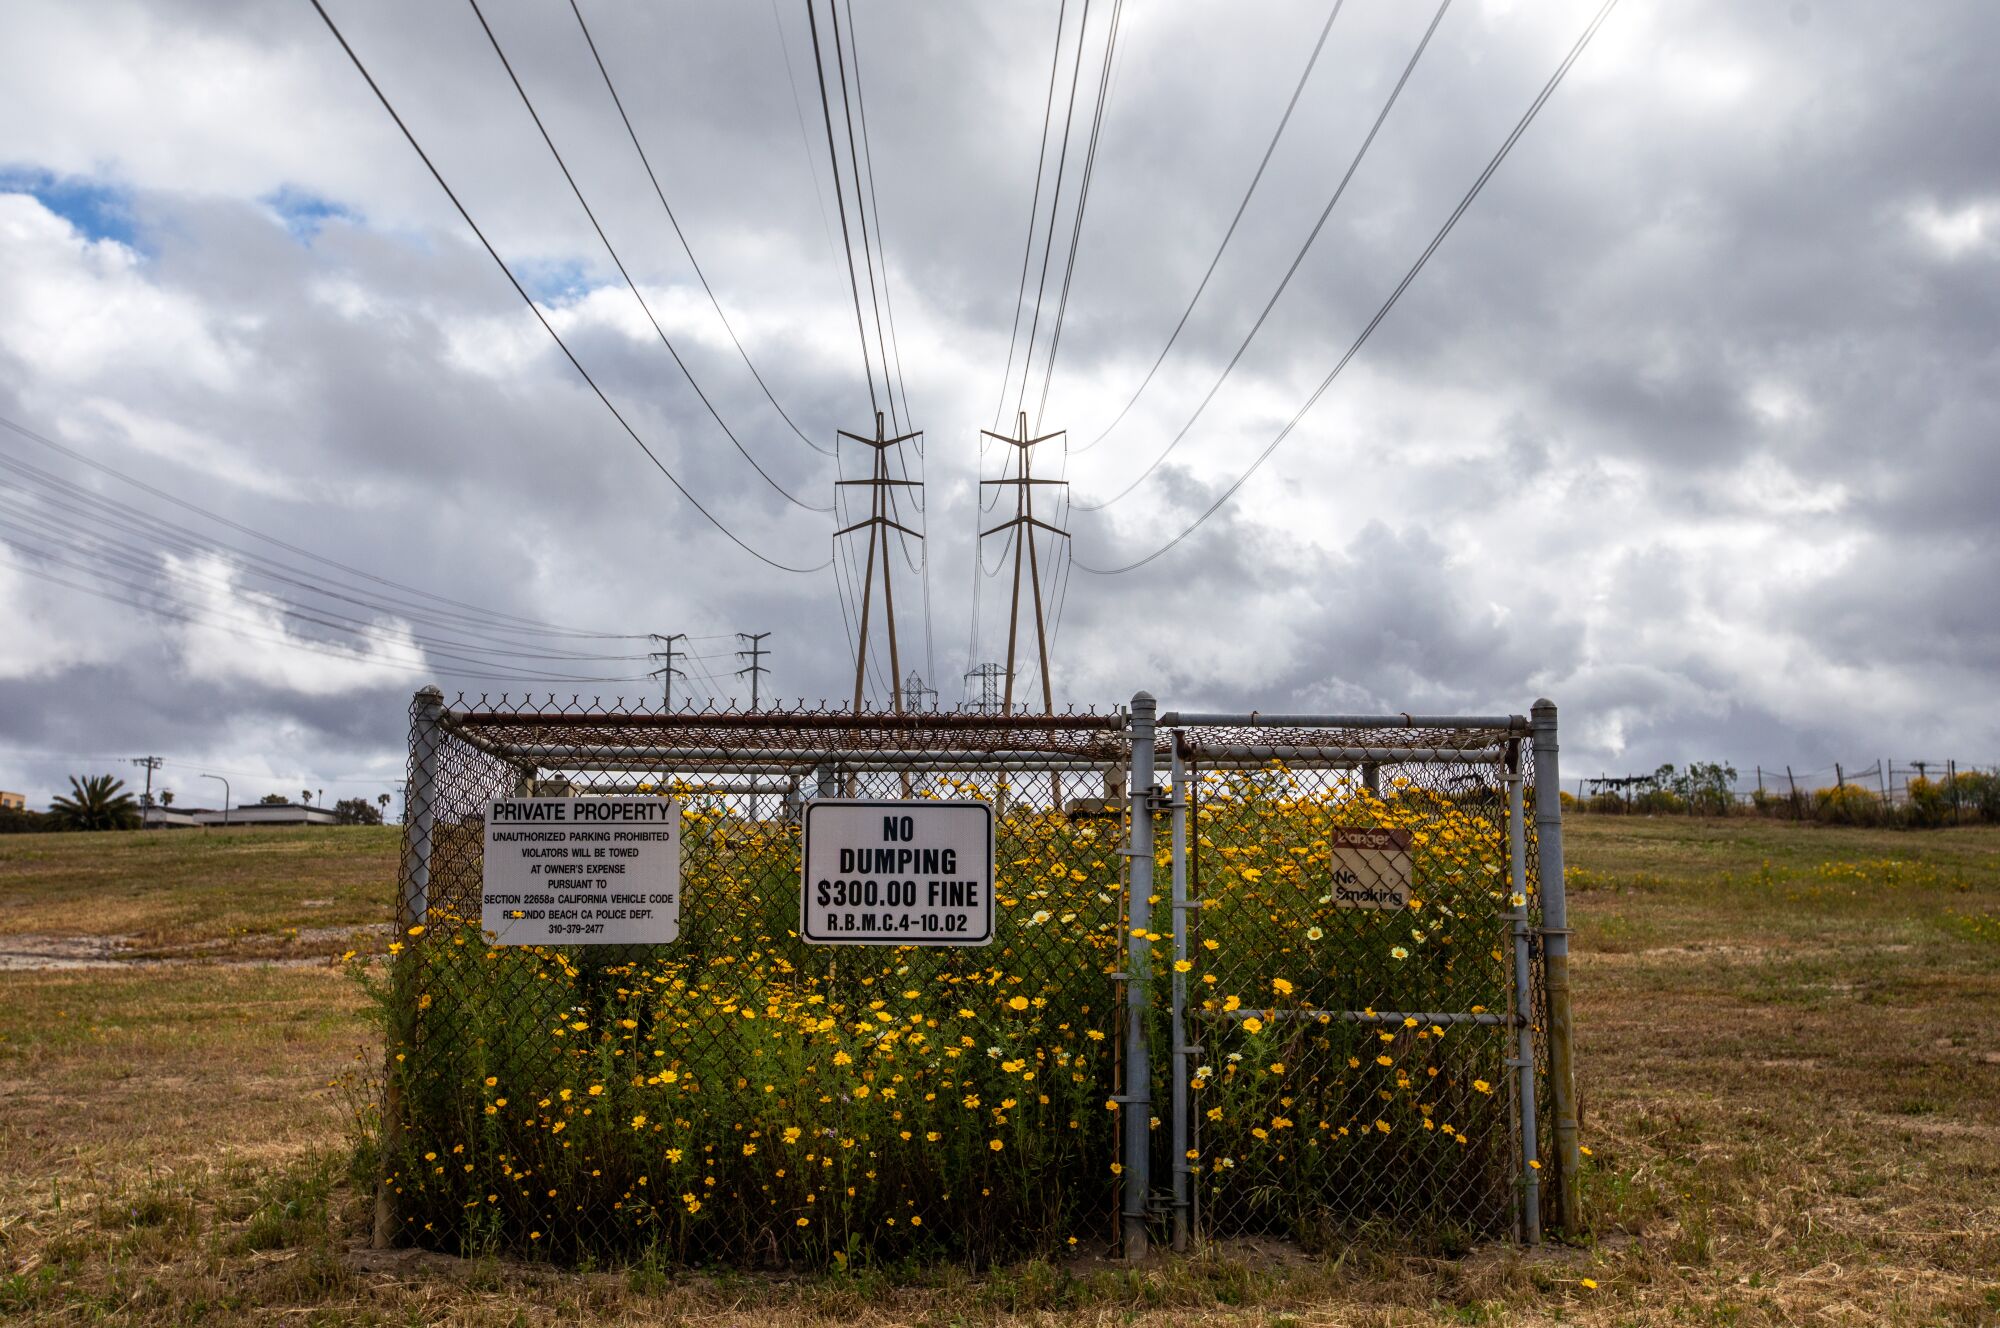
<box><xmin>801</xmin><ymin>800</ymin><xmax>993</xmax><ymax>945</ymax></box>
<box><xmin>482</xmin><ymin>797</ymin><xmax>681</xmax><ymax>945</ymax></box>
<box><xmin>1326</xmin><ymin>827</ymin><xmax>1414</xmax><ymax>910</ymax></box>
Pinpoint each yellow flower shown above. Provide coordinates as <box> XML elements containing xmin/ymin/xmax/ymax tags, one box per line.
<box><xmin>1173</xmin><ymin>960</ymin><xmax>1194</xmax><ymax>973</ymax></box>
<box><xmin>783</xmin><ymin>1126</ymin><xmax>802</xmax><ymax>1144</ymax></box>
<box><xmin>1008</xmin><ymin>996</ymin><xmax>1029</xmax><ymax>1011</ymax></box>
<box><xmin>1242</xmin><ymin>1017</ymin><xmax>1263</xmax><ymax>1034</ymax></box>
<box><xmin>1580</xmin><ymin>1278</ymin><xmax>1598</xmax><ymax>1290</ymax></box>
<box><xmin>1376</xmin><ymin>1054</ymin><xmax>1392</xmax><ymax>1067</ymax></box>
<box><xmin>742</xmin><ymin>1143</ymin><xmax>757</xmax><ymax>1156</ymax></box>
<box><xmin>1473</xmin><ymin>1079</ymin><xmax>1492</xmax><ymax>1094</ymax></box>
<box><xmin>1268</xmin><ymin>1062</ymin><xmax>1284</xmax><ymax>1075</ymax></box>
<box><xmin>631</xmin><ymin>1113</ymin><xmax>647</xmax><ymax>1128</ymax></box>
<box><xmin>588</xmin><ymin>1084</ymin><xmax>605</xmax><ymax>1096</ymax></box>
<box><xmin>988</xmin><ymin>1139</ymin><xmax>1004</xmax><ymax>1152</ymax></box>
<box><xmin>796</xmin><ymin>1216</ymin><xmax>811</xmax><ymax>1227</ymax></box>
<box><xmin>484</xmin><ymin>1076</ymin><xmax>497</xmax><ymax>1088</ymax></box>
<box><xmin>1304</xmin><ymin>926</ymin><xmax>1323</xmax><ymax>941</ymax></box>
<box><xmin>1271</xmin><ymin>978</ymin><xmax>1294</xmax><ymax>996</ymax></box>
<box><xmin>406</xmin><ymin>924</ymin><xmax>425</xmax><ymax>937</ymax></box>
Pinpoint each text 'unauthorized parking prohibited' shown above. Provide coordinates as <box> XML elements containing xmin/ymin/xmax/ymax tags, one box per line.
<box><xmin>481</xmin><ymin>797</ymin><xmax>681</xmax><ymax>944</ymax></box>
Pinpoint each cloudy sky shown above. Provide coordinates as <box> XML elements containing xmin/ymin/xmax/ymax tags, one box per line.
<box><xmin>1</xmin><ymin>0</ymin><xmax>1995</xmax><ymax>810</ymax></box>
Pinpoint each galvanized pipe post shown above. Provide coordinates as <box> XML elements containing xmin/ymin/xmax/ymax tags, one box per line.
<box><xmin>1167</xmin><ymin>737</ymin><xmax>1192</xmax><ymax>1252</ymax></box>
<box><xmin>1506</xmin><ymin>745</ymin><xmax>1541</xmax><ymax>1243</ymax></box>
<box><xmin>374</xmin><ymin>685</ymin><xmax>445</xmax><ymax>1250</ymax></box>
<box><xmin>1531</xmin><ymin>699</ymin><xmax>1582</xmax><ymax>1235</ymax></box>
<box><xmin>1121</xmin><ymin>692</ymin><xmax>1157</xmax><ymax>1258</ymax></box>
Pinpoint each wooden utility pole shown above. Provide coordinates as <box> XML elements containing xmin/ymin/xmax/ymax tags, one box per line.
<box><xmin>838</xmin><ymin>412</ymin><xmax>922</xmax><ymax>713</ymax></box>
<box><xmin>978</xmin><ymin>411</ymin><xmax>1068</xmax><ymax>716</ymax></box>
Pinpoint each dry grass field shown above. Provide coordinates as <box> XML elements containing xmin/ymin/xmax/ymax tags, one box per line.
<box><xmin>0</xmin><ymin>818</ymin><xmax>1995</xmax><ymax>1325</ymax></box>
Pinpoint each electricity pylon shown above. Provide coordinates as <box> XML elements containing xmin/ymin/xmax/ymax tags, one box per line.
<box><xmin>837</xmin><ymin>411</ymin><xmax>923</xmax><ymax>713</ymax></box>
<box><xmin>978</xmin><ymin>411</ymin><xmax>1067</xmax><ymax>716</ymax></box>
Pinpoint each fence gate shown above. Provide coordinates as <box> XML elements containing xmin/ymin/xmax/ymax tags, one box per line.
<box><xmin>1141</xmin><ymin>705</ymin><xmax>1578</xmax><ymax>1252</ymax></box>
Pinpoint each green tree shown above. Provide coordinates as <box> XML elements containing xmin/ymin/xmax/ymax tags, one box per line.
<box><xmin>333</xmin><ymin>796</ymin><xmax>382</xmax><ymax>826</ymax></box>
<box><xmin>48</xmin><ymin>775</ymin><xmax>141</xmax><ymax>831</ymax></box>
<box><xmin>259</xmin><ymin>793</ymin><xmax>289</xmax><ymax>805</ymax></box>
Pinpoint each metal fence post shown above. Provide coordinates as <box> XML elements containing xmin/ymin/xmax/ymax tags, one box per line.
<box><xmin>1506</xmin><ymin>746</ymin><xmax>1540</xmax><ymax>1243</ymax></box>
<box><xmin>1168</xmin><ymin>736</ymin><xmax>1192</xmax><ymax>1251</ymax></box>
<box><xmin>1122</xmin><ymin>691</ymin><xmax>1157</xmax><ymax>1258</ymax></box>
<box><xmin>1531</xmin><ymin>698</ymin><xmax>1582</xmax><ymax>1235</ymax></box>
<box><xmin>397</xmin><ymin>687</ymin><xmax>445</xmax><ymax>930</ymax></box>
<box><xmin>374</xmin><ymin>685</ymin><xmax>445</xmax><ymax>1249</ymax></box>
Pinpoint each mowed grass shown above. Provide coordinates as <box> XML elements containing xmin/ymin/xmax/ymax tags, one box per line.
<box><xmin>0</xmin><ymin>817</ymin><xmax>1996</xmax><ymax>1325</ymax></box>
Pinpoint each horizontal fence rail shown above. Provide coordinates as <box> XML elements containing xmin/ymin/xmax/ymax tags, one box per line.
<box><xmin>374</xmin><ymin>690</ymin><xmax>1573</xmax><ymax>1267</ymax></box>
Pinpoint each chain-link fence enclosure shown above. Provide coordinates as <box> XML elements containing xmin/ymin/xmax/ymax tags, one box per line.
<box><xmin>374</xmin><ymin>691</ymin><xmax>1133</xmax><ymax>1265</ymax></box>
<box><xmin>372</xmin><ymin>691</ymin><xmax>1577</xmax><ymax>1266</ymax></box>
<box><xmin>1152</xmin><ymin>713</ymin><xmax>1561</xmax><ymax>1251</ymax></box>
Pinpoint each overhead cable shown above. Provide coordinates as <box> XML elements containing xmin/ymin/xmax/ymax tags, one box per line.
<box><xmin>1073</xmin><ymin>0</ymin><xmax>1452</xmax><ymax>513</ymax></box>
<box><xmin>805</xmin><ymin>0</ymin><xmax>882</xmax><ymax>420</ymax></box>
<box><xmin>0</xmin><ymin>412</ymin><xmax>639</xmax><ymax>638</ymax></box>
<box><xmin>305</xmin><ymin>0</ymin><xmax>831</xmax><ymax>574</ymax></box>
<box><xmin>1071</xmin><ymin>0</ymin><xmax>1347</xmax><ymax>455</ymax></box>
<box><xmin>1076</xmin><ymin>0</ymin><xmax>1622</xmax><ymax>573</ymax></box>
<box><xmin>467</xmin><ymin>0</ymin><xmax>829</xmax><ymax>513</ymax></box>
<box><xmin>569</xmin><ymin>0</ymin><xmax>834</xmax><ymax>456</ymax></box>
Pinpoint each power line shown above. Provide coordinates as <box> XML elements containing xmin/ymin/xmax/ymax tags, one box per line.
<box><xmin>1032</xmin><ymin>0</ymin><xmax>1125</xmax><ymax>433</ymax></box>
<box><xmin>840</xmin><ymin>0</ymin><xmax>914</xmax><ymax>438</ymax></box>
<box><xmin>1076</xmin><ymin>0</ymin><xmax>1623</xmax><ymax>574</ymax></box>
<box><xmin>0</xmin><ymin>551</ymin><xmax>649</xmax><ymax>686</ymax></box>
<box><xmin>0</xmin><ymin>412</ymin><xmax>638</xmax><ymax>639</ymax></box>
<box><xmin>1012</xmin><ymin>0</ymin><xmax>1096</xmax><ymax>427</ymax></box>
<box><xmin>304</xmin><ymin>0</ymin><xmax>831</xmax><ymax>575</ymax></box>
<box><xmin>768</xmin><ymin>0</ymin><xmax>845</xmax><ymax>286</ymax></box>
<box><xmin>827</xmin><ymin>0</ymin><xmax>897</xmax><ymax>435</ymax></box>
<box><xmin>1073</xmin><ymin>0</ymin><xmax>1453</xmax><ymax>514</ymax></box>
<box><xmin>805</xmin><ymin>0</ymin><xmax>881</xmax><ymax>420</ymax></box>
<box><xmin>1071</xmin><ymin>0</ymin><xmax>1347</xmax><ymax>456</ymax></box>
<box><xmin>0</xmin><ymin>526</ymin><xmax>647</xmax><ymax>681</ymax></box>
<box><xmin>0</xmin><ymin>499</ymin><xmax>649</xmax><ymax>666</ymax></box>
<box><xmin>466</xmin><ymin>0</ymin><xmax>829</xmax><ymax>514</ymax></box>
<box><xmin>991</xmin><ymin>0</ymin><xmax>1070</xmax><ymax>433</ymax></box>
<box><xmin>0</xmin><ymin>458</ymin><xmax>653</xmax><ymax>660</ymax></box>
<box><xmin>567</xmin><ymin>0</ymin><xmax>833</xmax><ymax>457</ymax></box>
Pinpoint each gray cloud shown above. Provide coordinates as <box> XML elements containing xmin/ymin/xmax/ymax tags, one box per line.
<box><xmin>2</xmin><ymin>0</ymin><xmax>1997</xmax><ymax>809</ymax></box>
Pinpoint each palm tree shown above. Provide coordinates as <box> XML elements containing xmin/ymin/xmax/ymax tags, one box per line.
<box><xmin>49</xmin><ymin>775</ymin><xmax>142</xmax><ymax>831</ymax></box>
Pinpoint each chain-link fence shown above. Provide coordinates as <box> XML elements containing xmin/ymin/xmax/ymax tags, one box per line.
<box><xmin>1151</xmin><ymin>711</ymin><xmax>1561</xmax><ymax>1252</ymax></box>
<box><xmin>373</xmin><ymin>690</ymin><xmax>1133</xmax><ymax>1265</ymax></box>
<box><xmin>371</xmin><ymin>691</ymin><xmax>1577</xmax><ymax>1266</ymax></box>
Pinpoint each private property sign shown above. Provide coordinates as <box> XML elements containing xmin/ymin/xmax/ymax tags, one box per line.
<box><xmin>481</xmin><ymin>797</ymin><xmax>681</xmax><ymax>944</ymax></box>
<box><xmin>801</xmin><ymin>800</ymin><xmax>994</xmax><ymax>945</ymax></box>
<box><xmin>1326</xmin><ymin>826</ymin><xmax>1415</xmax><ymax>909</ymax></box>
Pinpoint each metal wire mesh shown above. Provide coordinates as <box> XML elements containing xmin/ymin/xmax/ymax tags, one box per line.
<box><xmin>374</xmin><ymin>694</ymin><xmax>1570</xmax><ymax>1266</ymax></box>
<box><xmin>377</xmin><ymin>692</ymin><xmax>1131</xmax><ymax>1266</ymax></box>
<box><xmin>1164</xmin><ymin>722</ymin><xmax>1542</xmax><ymax>1250</ymax></box>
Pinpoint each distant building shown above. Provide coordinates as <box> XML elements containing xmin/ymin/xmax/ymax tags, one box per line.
<box><xmin>192</xmin><ymin>802</ymin><xmax>340</xmax><ymax>828</ymax></box>
<box><xmin>141</xmin><ymin>806</ymin><xmax>205</xmax><ymax>830</ymax></box>
<box><xmin>0</xmin><ymin>791</ymin><xmax>24</xmax><ymax>811</ymax></box>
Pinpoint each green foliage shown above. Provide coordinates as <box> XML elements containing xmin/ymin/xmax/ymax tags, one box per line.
<box><xmin>0</xmin><ymin>805</ymin><xmax>53</xmax><ymax>834</ymax></box>
<box><xmin>333</xmin><ymin>797</ymin><xmax>383</xmax><ymax>826</ymax></box>
<box><xmin>47</xmin><ymin>774</ymin><xmax>140</xmax><ymax>832</ymax></box>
